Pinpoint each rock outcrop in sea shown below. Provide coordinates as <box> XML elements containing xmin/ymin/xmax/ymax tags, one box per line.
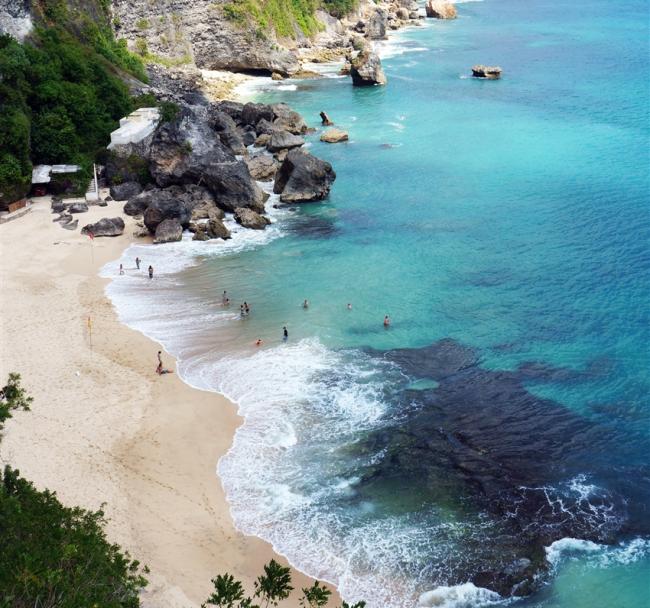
<box><xmin>425</xmin><ymin>0</ymin><xmax>457</xmax><ymax>19</ymax></box>
<box><xmin>350</xmin><ymin>47</ymin><xmax>388</xmax><ymax>86</ymax></box>
<box><xmin>472</xmin><ymin>65</ymin><xmax>503</xmax><ymax>79</ymax></box>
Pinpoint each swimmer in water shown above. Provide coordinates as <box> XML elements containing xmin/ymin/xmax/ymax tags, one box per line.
<box><xmin>303</xmin><ymin>299</ymin><xmax>309</xmax><ymax>309</ymax></box>
<box><xmin>347</xmin><ymin>303</ymin><xmax>352</xmax><ymax>310</ymax></box>
<box><xmin>255</xmin><ymin>338</ymin><xmax>263</xmax><ymax>346</ymax></box>
<box><xmin>384</xmin><ymin>315</ymin><xmax>391</xmax><ymax>327</ymax></box>
<box><xmin>283</xmin><ymin>326</ymin><xmax>288</xmax><ymax>341</ymax></box>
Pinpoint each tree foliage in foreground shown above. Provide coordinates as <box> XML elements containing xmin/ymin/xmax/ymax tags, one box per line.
<box><xmin>0</xmin><ymin>374</ymin><xmax>148</xmax><ymax>608</ymax></box>
<box><xmin>202</xmin><ymin>559</ymin><xmax>366</xmax><ymax>608</ymax></box>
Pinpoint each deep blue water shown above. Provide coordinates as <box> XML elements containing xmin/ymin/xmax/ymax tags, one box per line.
<box><xmin>107</xmin><ymin>0</ymin><xmax>650</xmax><ymax>605</ymax></box>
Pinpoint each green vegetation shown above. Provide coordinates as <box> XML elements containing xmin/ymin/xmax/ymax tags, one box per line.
<box><xmin>219</xmin><ymin>0</ymin><xmax>357</xmax><ymax>37</ymax></box>
<box><xmin>136</xmin><ymin>18</ymin><xmax>150</xmax><ymax>30</ymax></box>
<box><xmin>202</xmin><ymin>560</ymin><xmax>365</xmax><ymax>608</ymax></box>
<box><xmin>220</xmin><ymin>0</ymin><xmax>322</xmax><ymax>38</ymax></box>
<box><xmin>0</xmin><ymin>374</ymin><xmax>148</xmax><ymax>607</ymax></box>
<box><xmin>0</xmin><ymin>0</ymin><xmax>146</xmax><ymax>205</ymax></box>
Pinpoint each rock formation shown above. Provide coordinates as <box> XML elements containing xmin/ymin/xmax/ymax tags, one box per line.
<box><xmin>350</xmin><ymin>49</ymin><xmax>387</xmax><ymax>86</ymax></box>
<box><xmin>320</xmin><ymin>128</ymin><xmax>349</xmax><ymax>143</ymax></box>
<box><xmin>425</xmin><ymin>0</ymin><xmax>457</xmax><ymax>19</ymax></box>
<box><xmin>109</xmin><ymin>181</ymin><xmax>143</xmax><ymax>201</ymax></box>
<box><xmin>234</xmin><ymin>207</ymin><xmax>270</xmax><ymax>230</ymax></box>
<box><xmin>153</xmin><ymin>218</ymin><xmax>183</xmax><ymax>243</ymax></box>
<box><xmin>246</xmin><ymin>155</ymin><xmax>281</xmax><ymax>181</ymax></box>
<box><xmin>81</xmin><ymin>217</ymin><xmax>126</xmax><ymax>237</ymax></box>
<box><xmin>472</xmin><ymin>65</ymin><xmax>503</xmax><ymax>79</ymax></box>
<box><xmin>273</xmin><ymin>149</ymin><xmax>336</xmax><ymax>203</ymax></box>
<box><xmin>267</xmin><ymin>131</ymin><xmax>305</xmax><ymax>153</ymax></box>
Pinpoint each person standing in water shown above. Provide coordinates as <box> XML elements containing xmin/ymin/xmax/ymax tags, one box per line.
<box><xmin>244</xmin><ymin>302</ymin><xmax>250</xmax><ymax>315</ymax></box>
<box><xmin>303</xmin><ymin>299</ymin><xmax>309</xmax><ymax>309</ymax></box>
<box><xmin>283</xmin><ymin>326</ymin><xmax>288</xmax><ymax>341</ymax></box>
<box><xmin>222</xmin><ymin>290</ymin><xmax>228</xmax><ymax>305</ymax></box>
<box><xmin>347</xmin><ymin>303</ymin><xmax>352</xmax><ymax>310</ymax></box>
<box><xmin>119</xmin><ymin>264</ymin><xmax>124</xmax><ymax>275</ymax></box>
<box><xmin>384</xmin><ymin>315</ymin><xmax>391</xmax><ymax>328</ymax></box>
<box><xmin>148</xmin><ymin>265</ymin><xmax>154</xmax><ymax>280</ymax></box>
<box><xmin>135</xmin><ymin>257</ymin><xmax>141</xmax><ymax>270</ymax></box>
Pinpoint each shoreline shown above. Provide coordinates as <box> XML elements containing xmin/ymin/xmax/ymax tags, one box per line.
<box><xmin>0</xmin><ymin>198</ymin><xmax>340</xmax><ymax>607</ymax></box>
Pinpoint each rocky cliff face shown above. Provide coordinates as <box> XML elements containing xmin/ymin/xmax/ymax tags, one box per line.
<box><xmin>110</xmin><ymin>0</ymin><xmax>422</xmax><ymax>76</ymax></box>
<box><xmin>111</xmin><ymin>0</ymin><xmax>300</xmax><ymax>75</ymax></box>
<box><xmin>0</xmin><ymin>0</ymin><xmax>32</xmax><ymax>41</ymax></box>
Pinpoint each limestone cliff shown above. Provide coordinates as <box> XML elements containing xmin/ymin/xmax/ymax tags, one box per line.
<box><xmin>0</xmin><ymin>0</ymin><xmax>32</xmax><ymax>41</ymax></box>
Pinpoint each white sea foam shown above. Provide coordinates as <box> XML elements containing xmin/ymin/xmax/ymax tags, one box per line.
<box><xmin>417</xmin><ymin>583</ymin><xmax>501</xmax><ymax>608</ymax></box>
<box><xmin>545</xmin><ymin>537</ymin><xmax>650</xmax><ymax>570</ymax></box>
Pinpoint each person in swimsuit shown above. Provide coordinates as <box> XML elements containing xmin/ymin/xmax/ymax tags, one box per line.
<box><xmin>148</xmin><ymin>265</ymin><xmax>154</xmax><ymax>279</ymax></box>
<box><xmin>303</xmin><ymin>299</ymin><xmax>309</xmax><ymax>309</ymax></box>
<box><xmin>135</xmin><ymin>257</ymin><xmax>141</xmax><ymax>270</ymax></box>
<box><xmin>283</xmin><ymin>326</ymin><xmax>288</xmax><ymax>341</ymax></box>
<box><xmin>384</xmin><ymin>315</ymin><xmax>391</xmax><ymax>328</ymax></box>
<box><xmin>119</xmin><ymin>264</ymin><xmax>124</xmax><ymax>275</ymax></box>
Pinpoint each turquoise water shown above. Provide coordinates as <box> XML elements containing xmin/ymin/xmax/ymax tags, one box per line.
<box><xmin>106</xmin><ymin>0</ymin><xmax>650</xmax><ymax>605</ymax></box>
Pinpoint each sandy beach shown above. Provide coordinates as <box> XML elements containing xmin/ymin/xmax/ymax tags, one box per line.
<box><xmin>0</xmin><ymin>199</ymin><xmax>339</xmax><ymax>607</ymax></box>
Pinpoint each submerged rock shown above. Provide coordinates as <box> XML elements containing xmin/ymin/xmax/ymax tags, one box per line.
<box><xmin>273</xmin><ymin>148</ymin><xmax>336</xmax><ymax>203</ymax></box>
<box><xmin>425</xmin><ymin>0</ymin><xmax>457</xmax><ymax>19</ymax></box>
<box><xmin>350</xmin><ymin>49</ymin><xmax>387</xmax><ymax>86</ymax></box>
<box><xmin>472</xmin><ymin>65</ymin><xmax>503</xmax><ymax>79</ymax></box>
<box><xmin>81</xmin><ymin>217</ymin><xmax>125</xmax><ymax>237</ymax></box>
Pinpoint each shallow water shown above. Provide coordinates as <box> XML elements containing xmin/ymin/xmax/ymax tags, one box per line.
<box><xmin>105</xmin><ymin>0</ymin><xmax>650</xmax><ymax>605</ymax></box>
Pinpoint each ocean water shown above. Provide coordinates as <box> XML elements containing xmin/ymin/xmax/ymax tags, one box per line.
<box><xmin>104</xmin><ymin>0</ymin><xmax>650</xmax><ymax>606</ymax></box>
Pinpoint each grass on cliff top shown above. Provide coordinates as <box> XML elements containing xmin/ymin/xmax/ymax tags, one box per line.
<box><xmin>219</xmin><ymin>0</ymin><xmax>356</xmax><ymax>39</ymax></box>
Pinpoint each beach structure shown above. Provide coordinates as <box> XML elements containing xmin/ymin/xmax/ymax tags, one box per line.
<box><xmin>108</xmin><ymin>107</ymin><xmax>160</xmax><ymax>152</ymax></box>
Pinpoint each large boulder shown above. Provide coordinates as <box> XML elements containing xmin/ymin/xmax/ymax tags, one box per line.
<box><xmin>144</xmin><ymin>198</ymin><xmax>191</xmax><ymax>233</ymax></box>
<box><xmin>213</xmin><ymin>100</ymin><xmax>244</xmax><ymax>124</ymax></box>
<box><xmin>271</xmin><ymin>103</ymin><xmax>308</xmax><ymax>135</ymax></box>
<box><xmin>209</xmin><ymin>109</ymin><xmax>245</xmax><ymax>155</ymax></box>
<box><xmin>234</xmin><ymin>207</ymin><xmax>270</xmax><ymax>230</ymax></box>
<box><xmin>203</xmin><ymin>161</ymin><xmax>267</xmax><ymax>214</ymax></box>
<box><xmin>191</xmin><ymin>201</ymin><xmax>225</xmax><ymax>221</ymax></box>
<box><xmin>273</xmin><ymin>149</ymin><xmax>336</xmax><ymax>203</ymax></box>
<box><xmin>123</xmin><ymin>192</ymin><xmax>151</xmax><ymax>216</ymax></box>
<box><xmin>425</xmin><ymin>0</ymin><xmax>457</xmax><ymax>19</ymax></box>
<box><xmin>267</xmin><ymin>131</ymin><xmax>305</xmax><ymax>153</ymax></box>
<box><xmin>81</xmin><ymin>217</ymin><xmax>125</xmax><ymax>237</ymax></box>
<box><xmin>148</xmin><ymin>110</ymin><xmax>265</xmax><ymax>212</ymax></box>
<box><xmin>148</xmin><ymin>109</ymin><xmax>234</xmax><ymax>187</ymax></box>
<box><xmin>154</xmin><ymin>218</ymin><xmax>183</xmax><ymax>243</ymax></box>
<box><xmin>350</xmin><ymin>50</ymin><xmax>387</xmax><ymax>86</ymax></box>
<box><xmin>366</xmin><ymin>8</ymin><xmax>388</xmax><ymax>39</ymax></box>
<box><xmin>246</xmin><ymin>155</ymin><xmax>280</xmax><ymax>181</ymax></box>
<box><xmin>241</xmin><ymin>103</ymin><xmax>274</xmax><ymax>128</ymax></box>
<box><xmin>109</xmin><ymin>181</ymin><xmax>143</xmax><ymax>201</ymax></box>
<box><xmin>320</xmin><ymin>128</ymin><xmax>349</xmax><ymax>143</ymax></box>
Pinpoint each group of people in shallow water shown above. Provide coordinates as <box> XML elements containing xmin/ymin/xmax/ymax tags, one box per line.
<box><xmin>150</xmin><ymin>280</ymin><xmax>391</xmax><ymax>374</ymax></box>
<box><xmin>220</xmin><ymin>291</ymin><xmax>391</xmax><ymax>348</ymax></box>
<box><xmin>119</xmin><ymin>257</ymin><xmax>154</xmax><ymax>279</ymax></box>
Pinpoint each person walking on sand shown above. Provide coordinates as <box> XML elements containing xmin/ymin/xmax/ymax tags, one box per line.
<box><xmin>119</xmin><ymin>263</ymin><xmax>124</xmax><ymax>275</ymax></box>
<box><xmin>384</xmin><ymin>315</ymin><xmax>391</xmax><ymax>328</ymax></box>
<box><xmin>148</xmin><ymin>265</ymin><xmax>154</xmax><ymax>280</ymax></box>
<box><xmin>303</xmin><ymin>299</ymin><xmax>309</xmax><ymax>309</ymax></box>
<box><xmin>135</xmin><ymin>257</ymin><xmax>141</xmax><ymax>270</ymax></box>
<box><xmin>283</xmin><ymin>326</ymin><xmax>288</xmax><ymax>342</ymax></box>
<box><xmin>156</xmin><ymin>350</ymin><xmax>163</xmax><ymax>375</ymax></box>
